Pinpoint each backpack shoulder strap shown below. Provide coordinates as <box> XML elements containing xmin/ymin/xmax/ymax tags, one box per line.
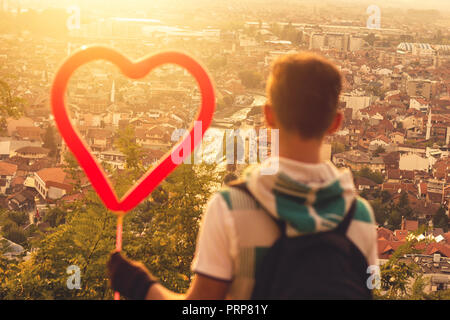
<box><xmin>334</xmin><ymin>199</ymin><xmax>357</xmax><ymax>236</ymax></box>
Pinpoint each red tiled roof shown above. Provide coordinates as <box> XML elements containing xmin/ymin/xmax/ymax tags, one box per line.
<box><xmin>354</xmin><ymin>176</ymin><xmax>379</xmax><ymax>187</ymax></box>
<box><xmin>36</xmin><ymin>167</ymin><xmax>67</xmax><ymax>185</ymax></box>
<box><xmin>15</xmin><ymin>126</ymin><xmax>43</xmax><ymax>139</ymax></box>
<box><xmin>415</xmin><ymin>242</ymin><xmax>450</xmax><ymax>258</ymax></box>
<box><xmin>443</xmin><ymin>232</ymin><xmax>450</xmax><ymax>243</ymax></box>
<box><xmin>0</xmin><ymin>161</ymin><xmax>18</xmax><ymax>176</ymax></box>
<box><xmin>377</xmin><ymin>239</ymin><xmax>405</xmax><ymax>258</ymax></box>
<box><xmin>378</xmin><ymin>238</ymin><xmax>450</xmax><ymax>259</ymax></box>
<box><xmin>377</xmin><ymin>227</ymin><xmax>395</xmax><ymax>241</ymax></box>
<box><xmin>388</xmin><ymin>169</ymin><xmax>401</xmax><ymax>180</ymax></box>
<box><xmin>11</xmin><ymin>175</ymin><xmax>25</xmax><ymax>186</ymax></box>
<box><xmin>394</xmin><ymin>229</ymin><xmax>409</xmax><ymax>241</ymax></box>
<box><xmin>400</xmin><ymin>170</ymin><xmax>415</xmax><ymax>180</ymax></box>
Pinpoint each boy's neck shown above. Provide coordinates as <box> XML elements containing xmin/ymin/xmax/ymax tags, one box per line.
<box><xmin>277</xmin><ymin>131</ymin><xmax>324</xmax><ymax>164</ymax></box>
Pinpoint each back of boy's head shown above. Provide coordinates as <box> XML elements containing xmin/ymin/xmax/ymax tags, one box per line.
<box><xmin>267</xmin><ymin>52</ymin><xmax>342</xmax><ymax>139</ymax></box>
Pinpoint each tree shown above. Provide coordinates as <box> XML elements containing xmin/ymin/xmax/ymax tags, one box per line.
<box><xmin>375</xmin><ymin>240</ymin><xmax>420</xmax><ymax>299</ymax></box>
<box><xmin>387</xmin><ymin>208</ymin><xmax>403</xmax><ymax>230</ymax></box>
<box><xmin>371</xmin><ymin>199</ymin><xmax>388</xmax><ymax>226</ymax></box>
<box><xmin>42</xmin><ymin>125</ymin><xmax>58</xmax><ymax>157</ymax></box>
<box><xmin>0</xmin><ymin>193</ymin><xmax>117</xmax><ymax>299</ymax></box>
<box><xmin>62</xmin><ymin>151</ymin><xmax>83</xmax><ymax>193</ymax></box>
<box><xmin>354</xmin><ymin>167</ymin><xmax>384</xmax><ymax>184</ymax></box>
<box><xmin>5</xmin><ymin>226</ymin><xmax>27</xmax><ymax>246</ymax></box>
<box><xmin>115</xmin><ymin>126</ymin><xmax>144</xmax><ymax>174</ymax></box>
<box><xmin>433</xmin><ymin>206</ymin><xmax>449</xmax><ymax>232</ymax></box>
<box><xmin>331</xmin><ymin>142</ymin><xmax>345</xmax><ymax>155</ymax></box>
<box><xmin>44</xmin><ymin>207</ymin><xmax>66</xmax><ymax>228</ymax></box>
<box><xmin>238</xmin><ymin>70</ymin><xmax>263</xmax><ymax>89</ymax></box>
<box><xmin>207</xmin><ymin>56</ymin><xmax>227</xmax><ymax>72</ymax></box>
<box><xmin>397</xmin><ymin>192</ymin><xmax>413</xmax><ymax>219</ymax></box>
<box><xmin>374</xmin><ymin>238</ymin><xmax>450</xmax><ymax>300</ymax></box>
<box><xmin>2</xmin><ymin>210</ymin><xmax>28</xmax><ymax>226</ymax></box>
<box><xmin>124</xmin><ymin>162</ymin><xmax>223</xmax><ymax>293</ymax></box>
<box><xmin>373</xmin><ymin>146</ymin><xmax>386</xmax><ymax>157</ymax></box>
<box><xmin>0</xmin><ymin>132</ymin><xmax>224</xmax><ymax>299</ymax></box>
<box><xmin>364</xmin><ymin>33</ymin><xmax>376</xmax><ymax>46</ymax></box>
<box><xmin>381</xmin><ymin>190</ymin><xmax>392</xmax><ymax>203</ymax></box>
<box><xmin>0</xmin><ymin>79</ymin><xmax>24</xmax><ymax>135</ymax></box>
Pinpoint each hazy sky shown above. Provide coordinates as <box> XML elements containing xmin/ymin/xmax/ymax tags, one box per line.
<box><xmin>7</xmin><ymin>0</ymin><xmax>450</xmax><ymax>13</ymax></box>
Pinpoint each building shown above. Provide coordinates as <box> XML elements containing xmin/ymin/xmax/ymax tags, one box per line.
<box><xmin>341</xmin><ymin>94</ymin><xmax>373</xmax><ymax>117</ymax></box>
<box><xmin>308</xmin><ymin>33</ymin><xmax>325</xmax><ymax>50</ymax></box>
<box><xmin>34</xmin><ymin>168</ymin><xmax>72</xmax><ymax>200</ymax></box>
<box><xmin>332</xmin><ymin>150</ymin><xmax>384</xmax><ymax>172</ymax></box>
<box><xmin>13</xmin><ymin>146</ymin><xmax>50</xmax><ymax>159</ymax></box>
<box><xmin>0</xmin><ymin>161</ymin><xmax>18</xmax><ymax>194</ymax></box>
<box><xmin>399</xmin><ymin>153</ymin><xmax>431</xmax><ymax>171</ymax></box>
<box><xmin>406</xmin><ymin>79</ymin><xmax>435</xmax><ymax>100</ymax></box>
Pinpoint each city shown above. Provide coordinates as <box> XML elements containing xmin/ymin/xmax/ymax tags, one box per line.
<box><xmin>0</xmin><ymin>0</ymin><xmax>449</xmax><ymax>300</ymax></box>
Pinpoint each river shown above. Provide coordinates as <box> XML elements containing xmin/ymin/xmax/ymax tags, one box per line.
<box><xmin>198</xmin><ymin>94</ymin><xmax>266</xmax><ymax>166</ymax></box>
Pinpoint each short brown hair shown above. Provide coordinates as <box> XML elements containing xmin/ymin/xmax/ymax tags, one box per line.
<box><xmin>267</xmin><ymin>52</ymin><xmax>342</xmax><ymax>139</ymax></box>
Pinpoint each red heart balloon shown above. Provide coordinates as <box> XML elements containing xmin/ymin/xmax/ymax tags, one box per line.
<box><xmin>51</xmin><ymin>46</ymin><xmax>215</xmax><ymax>213</ymax></box>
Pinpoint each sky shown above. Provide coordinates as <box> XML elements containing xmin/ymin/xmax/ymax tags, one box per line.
<box><xmin>4</xmin><ymin>0</ymin><xmax>450</xmax><ymax>14</ymax></box>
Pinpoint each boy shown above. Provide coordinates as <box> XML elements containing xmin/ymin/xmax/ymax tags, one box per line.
<box><xmin>107</xmin><ymin>52</ymin><xmax>378</xmax><ymax>299</ymax></box>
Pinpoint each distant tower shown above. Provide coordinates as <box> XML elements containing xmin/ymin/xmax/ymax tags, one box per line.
<box><xmin>426</xmin><ymin>108</ymin><xmax>432</xmax><ymax>140</ymax></box>
<box><xmin>433</xmin><ymin>52</ymin><xmax>440</xmax><ymax>69</ymax></box>
<box><xmin>110</xmin><ymin>80</ymin><xmax>116</xmax><ymax>103</ymax></box>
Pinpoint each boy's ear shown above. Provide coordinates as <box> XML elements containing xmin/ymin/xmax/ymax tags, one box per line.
<box><xmin>326</xmin><ymin>111</ymin><xmax>343</xmax><ymax>135</ymax></box>
<box><xmin>264</xmin><ymin>103</ymin><xmax>277</xmax><ymax>128</ymax></box>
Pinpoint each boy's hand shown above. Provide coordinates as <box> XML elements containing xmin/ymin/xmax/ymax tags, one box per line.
<box><xmin>107</xmin><ymin>251</ymin><xmax>157</xmax><ymax>300</ymax></box>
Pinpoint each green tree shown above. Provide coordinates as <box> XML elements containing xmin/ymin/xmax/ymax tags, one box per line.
<box><xmin>42</xmin><ymin>125</ymin><xmax>58</xmax><ymax>157</ymax></box>
<box><xmin>3</xmin><ymin>210</ymin><xmax>28</xmax><ymax>226</ymax></box>
<box><xmin>0</xmin><ymin>193</ymin><xmax>117</xmax><ymax>299</ymax></box>
<box><xmin>432</xmin><ymin>206</ymin><xmax>449</xmax><ymax>232</ymax></box>
<box><xmin>62</xmin><ymin>151</ymin><xmax>83</xmax><ymax>193</ymax></box>
<box><xmin>354</xmin><ymin>167</ymin><xmax>384</xmax><ymax>184</ymax></box>
<box><xmin>3</xmin><ymin>225</ymin><xmax>27</xmax><ymax>246</ymax></box>
<box><xmin>371</xmin><ymin>199</ymin><xmax>388</xmax><ymax>226</ymax></box>
<box><xmin>44</xmin><ymin>207</ymin><xmax>66</xmax><ymax>228</ymax></box>
<box><xmin>115</xmin><ymin>126</ymin><xmax>144</xmax><ymax>174</ymax></box>
<box><xmin>397</xmin><ymin>192</ymin><xmax>413</xmax><ymax>219</ymax></box>
<box><xmin>207</xmin><ymin>56</ymin><xmax>227</xmax><ymax>72</ymax></box>
<box><xmin>375</xmin><ymin>240</ymin><xmax>421</xmax><ymax>299</ymax></box>
<box><xmin>331</xmin><ymin>142</ymin><xmax>345</xmax><ymax>155</ymax></box>
<box><xmin>387</xmin><ymin>208</ymin><xmax>403</xmax><ymax>230</ymax></box>
<box><xmin>0</xmin><ymin>79</ymin><xmax>24</xmax><ymax>135</ymax></box>
<box><xmin>373</xmin><ymin>146</ymin><xmax>386</xmax><ymax>157</ymax></box>
<box><xmin>364</xmin><ymin>33</ymin><xmax>376</xmax><ymax>46</ymax></box>
<box><xmin>374</xmin><ymin>238</ymin><xmax>450</xmax><ymax>300</ymax></box>
<box><xmin>381</xmin><ymin>190</ymin><xmax>392</xmax><ymax>203</ymax></box>
<box><xmin>238</xmin><ymin>70</ymin><xmax>263</xmax><ymax>89</ymax></box>
<box><xmin>0</xmin><ymin>132</ymin><xmax>224</xmax><ymax>299</ymax></box>
<box><xmin>124</xmin><ymin>162</ymin><xmax>223</xmax><ymax>293</ymax></box>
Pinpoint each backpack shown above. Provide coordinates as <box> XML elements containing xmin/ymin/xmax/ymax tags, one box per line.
<box><xmin>229</xmin><ymin>181</ymin><xmax>372</xmax><ymax>300</ymax></box>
